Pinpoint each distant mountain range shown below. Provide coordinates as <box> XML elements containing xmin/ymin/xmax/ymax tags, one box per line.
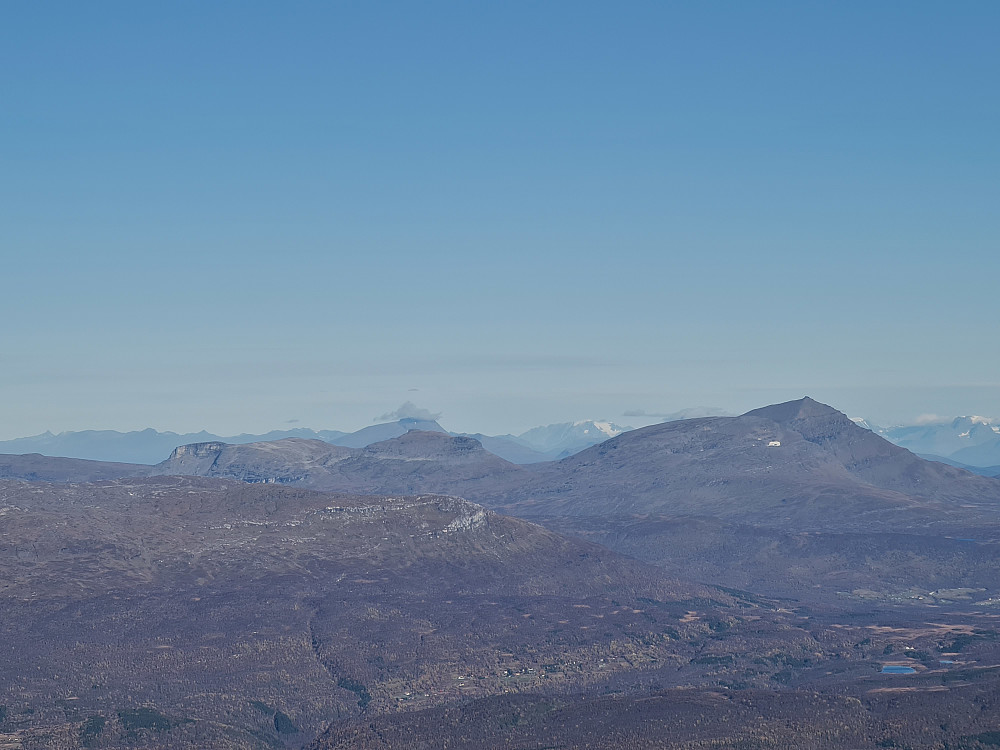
<box><xmin>509</xmin><ymin>420</ymin><xmax>626</xmax><ymax>458</ymax></box>
<box><xmin>4</xmin><ymin>396</ymin><xmax>999</xmax><ymax>603</ymax></box>
<box><xmin>4</xmin><ymin>396</ymin><xmax>1000</xmax><ymax>748</ymax></box>
<box><xmin>0</xmin><ymin>418</ymin><xmax>630</xmax><ymax>465</ymax></box>
<box><xmin>11</xmin><ymin>409</ymin><xmax>1000</xmax><ymax>471</ymax></box>
<box><xmin>852</xmin><ymin>415</ymin><xmax>1000</xmax><ymax>473</ymax></box>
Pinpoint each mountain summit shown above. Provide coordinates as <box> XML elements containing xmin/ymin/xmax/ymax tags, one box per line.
<box><xmin>742</xmin><ymin>396</ymin><xmax>841</xmax><ymax>423</ymax></box>
<box><xmin>479</xmin><ymin>397</ymin><xmax>1000</xmax><ymax>531</ymax></box>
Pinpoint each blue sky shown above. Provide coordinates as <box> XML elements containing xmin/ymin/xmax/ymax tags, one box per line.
<box><xmin>2</xmin><ymin>2</ymin><xmax>998</xmax><ymax>439</ymax></box>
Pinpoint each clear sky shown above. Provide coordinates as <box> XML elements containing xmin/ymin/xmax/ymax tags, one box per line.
<box><xmin>2</xmin><ymin>1</ymin><xmax>998</xmax><ymax>439</ymax></box>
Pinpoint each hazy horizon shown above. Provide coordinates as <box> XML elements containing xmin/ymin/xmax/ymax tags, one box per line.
<box><xmin>1</xmin><ymin>392</ymin><xmax>997</xmax><ymax>444</ymax></box>
<box><xmin>3</xmin><ymin>3</ymin><xmax>998</xmax><ymax>441</ymax></box>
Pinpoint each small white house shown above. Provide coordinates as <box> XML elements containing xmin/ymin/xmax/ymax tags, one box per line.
<box><xmin>768</xmin><ymin>440</ymin><xmax>781</xmax><ymax>447</ymax></box>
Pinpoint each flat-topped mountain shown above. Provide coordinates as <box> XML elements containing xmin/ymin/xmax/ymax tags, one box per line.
<box><xmin>150</xmin><ymin>431</ymin><xmax>523</xmax><ymax>494</ymax></box>
<box><xmin>156</xmin><ymin>437</ymin><xmax>356</xmax><ymax>485</ymax></box>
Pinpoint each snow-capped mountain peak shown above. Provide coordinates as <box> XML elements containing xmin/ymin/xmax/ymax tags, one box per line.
<box><xmin>879</xmin><ymin>414</ymin><xmax>1000</xmax><ymax>469</ymax></box>
<box><xmin>850</xmin><ymin>417</ymin><xmax>879</xmax><ymax>432</ymax></box>
<box><xmin>517</xmin><ymin>420</ymin><xmax>630</xmax><ymax>457</ymax></box>
<box><xmin>572</xmin><ymin>420</ymin><xmax>622</xmax><ymax>438</ymax></box>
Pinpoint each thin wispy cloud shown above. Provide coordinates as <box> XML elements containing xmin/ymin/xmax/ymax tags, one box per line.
<box><xmin>624</xmin><ymin>407</ymin><xmax>732</xmax><ymax>420</ymax></box>
<box><xmin>376</xmin><ymin>402</ymin><xmax>441</xmax><ymax>422</ymax></box>
<box><xmin>623</xmin><ymin>409</ymin><xmax>673</xmax><ymax>418</ymax></box>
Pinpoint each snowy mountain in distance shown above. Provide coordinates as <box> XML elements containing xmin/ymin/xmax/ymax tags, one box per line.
<box><xmin>31</xmin><ymin>410</ymin><xmax>1000</xmax><ymax>469</ymax></box>
<box><xmin>515</xmin><ymin>420</ymin><xmax>630</xmax><ymax>459</ymax></box>
<box><xmin>850</xmin><ymin>415</ymin><xmax>1000</xmax><ymax>468</ymax></box>
<box><xmin>850</xmin><ymin>417</ymin><xmax>880</xmax><ymax>432</ymax></box>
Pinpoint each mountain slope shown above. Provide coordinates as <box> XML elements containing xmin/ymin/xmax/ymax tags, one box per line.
<box><xmin>481</xmin><ymin>397</ymin><xmax>1000</xmax><ymax>531</ymax></box>
<box><xmin>916</xmin><ymin>454</ymin><xmax>1000</xmax><ymax>476</ymax></box>
<box><xmin>743</xmin><ymin>398</ymin><xmax>1000</xmax><ymax>502</ymax></box>
<box><xmin>0</xmin><ymin>476</ymin><xmax>732</xmax><ymax>749</ymax></box>
<box><xmin>445</xmin><ymin>398</ymin><xmax>1000</xmax><ymax>601</ymax></box>
<box><xmin>0</xmin><ymin>452</ymin><xmax>151</xmax><ymax>482</ymax></box>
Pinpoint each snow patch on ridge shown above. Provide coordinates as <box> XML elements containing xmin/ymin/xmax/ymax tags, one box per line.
<box><xmin>572</xmin><ymin>420</ymin><xmax>622</xmax><ymax>437</ymax></box>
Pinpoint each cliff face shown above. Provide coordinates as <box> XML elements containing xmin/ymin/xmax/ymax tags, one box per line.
<box><xmin>149</xmin><ymin>432</ymin><xmax>523</xmax><ymax>493</ymax></box>
<box><xmin>169</xmin><ymin>441</ymin><xmax>228</xmax><ymax>458</ymax></box>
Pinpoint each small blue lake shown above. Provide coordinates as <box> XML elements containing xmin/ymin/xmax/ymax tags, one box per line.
<box><xmin>939</xmin><ymin>660</ymin><xmax>955</xmax><ymax>665</ymax></box>
<box><xmin>880</xmin><ymin>665</ymin><xmax>917</xmax><ymax>674</ymax></box>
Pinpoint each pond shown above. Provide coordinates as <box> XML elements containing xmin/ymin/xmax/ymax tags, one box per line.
<box><xmin>880</xmin><ymin>665</ymin><xmax>917</xmax><ymax>674</ymax></box>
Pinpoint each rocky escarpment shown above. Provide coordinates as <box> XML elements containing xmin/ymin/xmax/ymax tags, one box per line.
<box><xmin>149</xmin><ymin>432</ymin><xmax>524</xmax><ymax>493</ymax></box>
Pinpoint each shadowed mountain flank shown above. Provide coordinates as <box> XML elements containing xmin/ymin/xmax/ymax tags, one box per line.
<box><xmin>449</xmin><ymin>398</ymin><xmax>1000</xmax><ymax>601</ymax></box>
<box><xmin>743</xmin><ymin>397</ymin><xmax>992</xmax><ymax>498</ymax></box>
<box><xmin>0</xmin><ymin>453</ymin><xmax>151</xmax><ymax>482</ymax></box>
<box><xmin>480</xmin><ymin>397</ymin><xmax>1000</xmax><ymax>532</ymax></box>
